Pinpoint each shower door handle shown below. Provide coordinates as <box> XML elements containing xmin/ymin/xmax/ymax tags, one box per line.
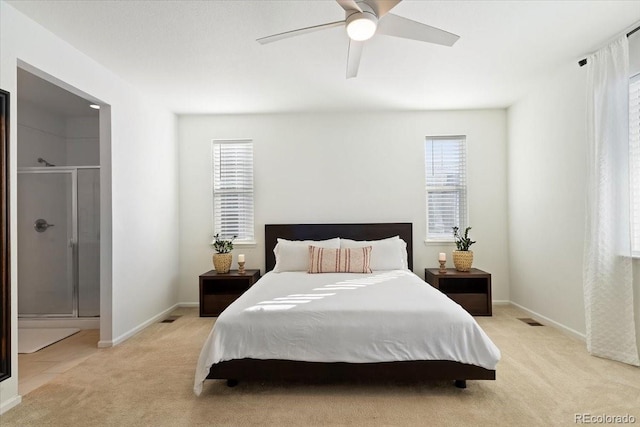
<box><xmin>34</xmin><ymin>218</ymin><xmax>55</xmax><ymax>232</ymax></box>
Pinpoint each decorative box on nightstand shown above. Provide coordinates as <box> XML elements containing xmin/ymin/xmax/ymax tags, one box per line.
<box><xmin>199</xmin><ymin>269</ymin><xmax>260</xmax><ymax>317</ymax></box>
<box><xmin>424</xmin><ymin>268</ymin><xmax>492</xmax><ymax>316</ymax></box>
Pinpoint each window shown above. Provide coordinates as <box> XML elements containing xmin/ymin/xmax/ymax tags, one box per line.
<box><xmin>212</xmin><ymin>140</ymin><xmax>254</xmax><ymax>243</ymax></box>
<box><xmin>630</xmin><ymin>74</ymin><xmax>640</xmax><ymax>255</ymax></box>
<box><xmin>424</xmin><ymin>136</ymin><xmax>467</xmax><ymax>242</ymax></box>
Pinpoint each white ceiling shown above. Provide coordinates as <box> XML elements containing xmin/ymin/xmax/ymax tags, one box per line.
<box><xmin>7</xmin><ymin>0</ymin><xmax>640</xmax><ymax>114</ymax></box>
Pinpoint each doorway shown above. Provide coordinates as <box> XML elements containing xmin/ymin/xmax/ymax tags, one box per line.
<box><xmin>16</xmin><ymin>67</ymin><xmax>101</xmax><ymax>339</ymax></box>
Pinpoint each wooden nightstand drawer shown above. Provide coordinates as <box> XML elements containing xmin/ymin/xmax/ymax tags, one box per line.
<box><xmin>447</xmin><ymin>293</ymin><xmax>489</xmax><ymax>316</ymax></box>
<box><xmin>425</xmin><ymin>268</ymin><xmax>492</xmax><ymax>316</ymax></box>
<box><xmin>205</xmin><ymin>280</ymin><xmax>253</xmax><ymax>293</ymax></box>
<box><xmin>203</xmin><ymin>294</ymin><xmax>242</xmax><ymax>316</ymax></box>
<box><xmin>199</xmin><ymin>269</ymin><xmax>261</xmax><ymax>317</ymax></box>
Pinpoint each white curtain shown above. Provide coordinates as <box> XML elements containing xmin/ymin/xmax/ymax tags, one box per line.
<box><xmin>584</xmin><ymin>35</ymin><xmax>639</xmax><ymax>366</ymax></box>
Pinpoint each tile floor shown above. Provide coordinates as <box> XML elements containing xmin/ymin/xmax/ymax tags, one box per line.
<box><xmin>18</xmin><ymin>329</ymin><xmax>100</xmax><ymax>395</ymax></box>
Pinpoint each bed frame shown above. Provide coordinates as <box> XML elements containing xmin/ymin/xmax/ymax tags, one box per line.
<box><xmin>207</xmin><ymin>222</ymin><xmax>496</xmax><ymax>388</ymax></box>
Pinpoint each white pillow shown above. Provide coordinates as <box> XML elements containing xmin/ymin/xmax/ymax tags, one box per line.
<box><xmin>341</xmin><ymin>236</ymin><xmax>408</xmax><ymax>270</ymax></box>
<box><xmin>273</xmin><ymin>238</ymin><xmax>340</xmax><ymax>272</ymax></box>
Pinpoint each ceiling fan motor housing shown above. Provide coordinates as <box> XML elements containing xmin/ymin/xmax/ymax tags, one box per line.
<box><xmin>345</xmin><ymin>2</ymin><xmax>378</xmax><ymax>41</ymax></box>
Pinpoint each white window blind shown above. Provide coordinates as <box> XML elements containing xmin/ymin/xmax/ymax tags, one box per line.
<box><xmin>630</xmin><ymin>74</ymin><xmax>640</xmax><ymax>255</ymax></box>
<box><xmin>424</xmin><ymin>136</ymin><xmax>467</xmax><ymax>241</ymax></box>
<box><xmin>212</xmin><ymin>140</ymin><xmax>254</xmax><ymax>243</ymax></box>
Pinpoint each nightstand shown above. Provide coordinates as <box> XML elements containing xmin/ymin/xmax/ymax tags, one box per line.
<box><xmin>199</xmin><ymin>269</ymin><xmax>261</xmax><ymax>317</ymax></box>
<box><xmin>424</xmin><ymin>268</ymin><xmax>492</xmax><ymax>316</ymax></box>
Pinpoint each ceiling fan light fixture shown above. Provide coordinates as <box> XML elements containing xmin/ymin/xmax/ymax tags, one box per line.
<box><xmin>346</xmin><ymin>12</ymin><xmax>378</xmax><ymax>41</ymax></box>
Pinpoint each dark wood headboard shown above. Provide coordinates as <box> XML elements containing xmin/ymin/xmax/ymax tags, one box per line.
<box><xmin>264</xmin><ymin>223</ymin><xmax>413</xmax><ymax>272</ymax></box>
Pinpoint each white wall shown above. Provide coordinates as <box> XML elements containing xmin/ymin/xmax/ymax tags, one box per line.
<box><xmin>17</xmin><ymin>99</ymin><xmax>99</xmax><ymax>167</ymax></box>
<box><xmin>0</xmin><ymin>1</ymin><xmax>179</xmax><ymax>413</ymax></box>
<box><xmin>507</xmin><ymin>62</ymin><xmax>588</xmax><ymax>337</ymax></box>
<box><xmin>17</xmin><ymin>100</ymin><xmax>67</xmax><ymax>167</ymax></box>
<box><xmin>66</xmin><ymin>116</ymin><xmax>99</xmax><ymax>166</ymax></box>
<box><xmin>178</xmin><ymin>111</ymin><xmax>509</xmax><ymax>305</ymax></box>
<box><xmin>508</xmin><ymin>32</ymin><xmax>640</xmax><ymax>345</ymax></box>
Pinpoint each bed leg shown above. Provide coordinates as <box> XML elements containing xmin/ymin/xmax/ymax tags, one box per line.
<box><xmin>226</xmin><ymin>379</ymin><xmax>239</xmax><ymax>387</ymax></box>
<box><xmin>454</xmin><ymin>380</ymin><xmax>467</xmax><ymax>389</ymax></box>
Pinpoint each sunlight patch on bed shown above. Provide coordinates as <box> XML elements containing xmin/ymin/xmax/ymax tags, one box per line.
<box><xmin>245</xmin><ymin>304</ymin><xmax>296</xmax><ymax>311</ymax></box>
<box><xmin>258</xmin><ymin>300</ymin><xmax>312</xmax><ymax>304</ymax></box>
<box><xmin>333</xmin><ymin>271</ymin><xmax>407</xmax><ymax>286</ymax></box>
<box><xmin>289</xmin><ymin>293</ymin><xmax>336</xmax><ymax>297</ymax></box>
<box><xmin>243</xmin><ymin>272</ymin><xmax>406</xmax><ymax>313</ymax></box>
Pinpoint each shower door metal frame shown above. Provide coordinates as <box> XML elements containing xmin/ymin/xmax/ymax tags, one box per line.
<box><xmin>18</xmin><ymin>167</ymin><xmax>80</xmax><ymax>318</ymax></box>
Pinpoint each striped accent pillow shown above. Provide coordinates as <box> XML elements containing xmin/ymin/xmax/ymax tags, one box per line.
<box><xmin>308</xmin><ymin>246</ymin><xmax>372</xmax><ymax>274</ymax></box>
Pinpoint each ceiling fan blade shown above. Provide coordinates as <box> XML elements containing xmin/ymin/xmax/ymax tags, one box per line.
<box><xmin>346</xmin><ymin>40</ymin><xmax>365</xmax><ymax>79</ymax></box>
<box><xmin>377</xmin><ymin>13</ymin><xmax>459</xmax><ymax>46</ymax></box>
<box><xmin>336</xmin><ymin>0</ymin><xmax>362</xmax><ymax>13</ymax></box>
<box><xmin>257</xmin><ymin>20</ymin><xmax>344</xmax><ymax>44</ymax></box>
<box><xmin>367</xmin><ymin>0</ymin><xmax>402</xmax><ymax>18</ymax></box>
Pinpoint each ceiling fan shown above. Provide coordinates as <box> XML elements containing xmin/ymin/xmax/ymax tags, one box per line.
<box><xmin>257</xmin><ymin>0</ymin><xmax>460</xmax><ymax>79</ymax></box>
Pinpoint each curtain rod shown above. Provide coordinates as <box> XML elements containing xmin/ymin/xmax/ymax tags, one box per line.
<box><xmin>579</xmin><ymin>25</ymin><xmax>640</xmax><ymax>67</ymax></box>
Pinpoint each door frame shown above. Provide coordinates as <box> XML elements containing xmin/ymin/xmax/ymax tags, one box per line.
<box><xmin>16</xmin><ymin>61</ymin><xmax>112</xmax><ymax>346</ymax></box>
<box><xmin>1</xmin><ymin>88</ymin><xmax>10</xmax><ymax>382</ymax></box>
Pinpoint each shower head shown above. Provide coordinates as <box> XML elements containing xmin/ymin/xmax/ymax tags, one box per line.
<box><xmin>37</xmin><ymin>157</ymin><xmax>55</xmax><ymax>167</ymax></box>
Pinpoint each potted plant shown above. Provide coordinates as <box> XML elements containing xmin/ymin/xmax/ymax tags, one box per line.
<box><xmin>211</xmin><ymin>234</ymin><xmax>236</xmax><ymax>273</ymax></box>
<box><xmin>452</xmin><ymin>226</ymin><xmax>476</xmax><ymax>272</ymax></box>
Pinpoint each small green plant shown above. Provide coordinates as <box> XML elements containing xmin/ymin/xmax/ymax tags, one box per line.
<box><xmin>452</xmin><ymin>226</ymin><xmax>476</xmax><ymax>251</ymax></box>
<box><xmin>211</xmin><ymin>234</ymin><xmax>237</xmax><ymax>254</ymax></box>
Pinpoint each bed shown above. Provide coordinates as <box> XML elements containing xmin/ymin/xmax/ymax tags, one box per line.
<box><xmin>194</xmin><ymin>223</ymin><xmax>500</xmax><ymax>395</ymax></box>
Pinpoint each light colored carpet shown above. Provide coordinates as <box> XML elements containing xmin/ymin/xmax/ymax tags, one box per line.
<box><xmin>17</xmin><ymin>328</ymin><xmax>81</xmax><ymax>354</ymax></box>
<box><xmin>2</xmin><ymin>305</ymin><xmax>639</xmax><ymax>426</ymax></box>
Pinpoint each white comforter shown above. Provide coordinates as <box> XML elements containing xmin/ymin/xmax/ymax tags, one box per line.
<box><xmin>194</xmin><ymin>270</ymin><xmax>501</xmax><ymax>395</ymax></box>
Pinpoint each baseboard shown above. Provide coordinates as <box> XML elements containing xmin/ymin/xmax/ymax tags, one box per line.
<box><xmin>98</xmin><ymin>303</ymin><xmax>180</xmax><ymax>348</ymax></box>
<box><xmin>18</xmin><ymin>317</ymin><xmax>100</xmax><ymax>330</ymax></box>
<box><xmin>178</xmin><ymin>302</ymin><xmax>199</xmax><ymax>308</ymax></box>
<box><xmin>0</xmin><ymin>395</ymin><xmax>22</xmax><ymax>415</ymax></box>
<box><xmin>509</xmin><ymin>301</ymin><xmax>586</xmax><ymax>342</ymax></box>
<box><xmin>492</xmin><ymin>300</ymin><xmax>510</xmax><ymax>305</ymax></box>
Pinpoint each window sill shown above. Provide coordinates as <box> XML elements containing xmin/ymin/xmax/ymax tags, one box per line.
<box><xmin>233</xmin><ymin>241</ymin><xmax>257</xmax><ymax>248</ymax></box>
<box><xmin>424</xmin><ymin>240</ymin><xmax>456</xmax><ymax>246</ymax></box>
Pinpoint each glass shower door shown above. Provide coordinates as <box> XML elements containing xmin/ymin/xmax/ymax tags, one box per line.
<box><xmin>18</xmin><ymin>170</ymin><xmax>76</xmax><ymax>316</ymax></box>
<box><xmin>77</xmin><ymin>168</ymin><xmax>100</xmax><ymax>317</ymax></box>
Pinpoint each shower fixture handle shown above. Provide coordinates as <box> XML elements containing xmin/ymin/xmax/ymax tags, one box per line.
<box><xmin>34</xmin><ymin>218</ymin><xmax>55</xmax><ymax>233</ymax></box>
